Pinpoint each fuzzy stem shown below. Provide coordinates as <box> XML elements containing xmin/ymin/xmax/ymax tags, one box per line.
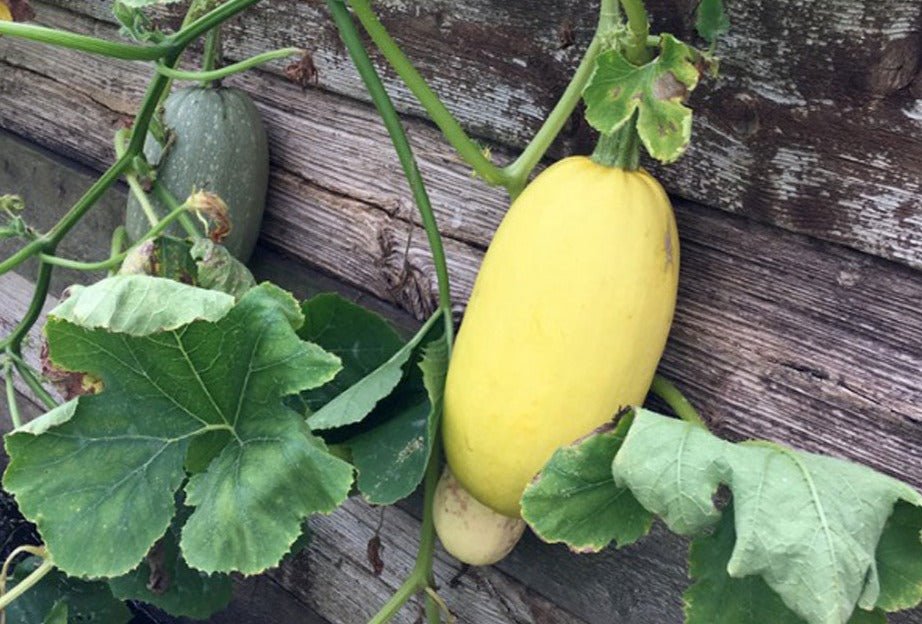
<box><xmin>39</xmin><ymin>199</ymin><xmax>192</xmax><ymax>272</ymax></box>
<box><xmin>619</xmin><ymin>0</ymin><xmax>652</xmax><ymax>64</ymax></box>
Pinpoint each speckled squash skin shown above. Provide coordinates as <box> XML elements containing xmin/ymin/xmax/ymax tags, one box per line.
<box><xmin>433</xmin><ymin>467</ymin><xmax>525</xmax><ymax>566</ymax></box>
<box><xmin>443</xmin><ymin>156</ymin><xmax>680</xmax><ymax>518</ymax></box>
<box><xmin>126</xmin><ymin>87</ymin><xmax>269</xmax><ymax>261</ymax></box>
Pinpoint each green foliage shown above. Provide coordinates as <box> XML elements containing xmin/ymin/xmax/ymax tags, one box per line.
<box><xmin>50</xmin><ymin>274</ymin><xmax>234</xmax><ymax>335</ymax></box>
<box><xmin>297</xmin><ymin>293</ymin><xmax>404</xmax><ymax>416</ymax></box>
<box><xmin>118</xmin><ymin>236</ymin><xmax>199</xmax><ymax>282</ymax></box>
<box><xmin>874</xmin><ymin>503</ymin><xmax>922</xmax><ymax>611</ymax></box>
<box><xmin>112</xmin><ymin>0</ymin><xmax>170</xmax><ymax>43</ymax></box>
<box><xmin>614</xmin><ymin>409</ymin><xmax>922</xmax><ymax>624</ymax></box>
<box><xmin>349</xmin><ymin>332</ymin><xmax>448</xmax><ymax>505</ymax></box>
<box><xmin>695</xmin><ymin>0</ymin><xmax>729</xmax><ymax>44</ymax></box>
<box><xmin>190</xmin><ymin>238</ymin><xmax>257</xmax><ymax>300</ymax></box>
<box><xmin>296</xmin><ymin>293</ymin><xmax>449</xmax><ymax>505</ymax></box>
<box><xmin>584</xmin><ymin>35</ymin><xmax>702</xmax><ymax>163</ymax></box>
<box><xmin>521</xmin><ymin>411</ymin><xmax>652</xmax><ymax>552</ymax></box>
<box><xmin>305</xmin><ymin>304</ymin><xmax>438</xmax><ymax>431</ymax></box>
<box><xmin>4</xmin><ymin>276</ymin><xmax>351</xmax><ymax>578</ymax></box>
<box><xmin>685</xmin><ymin>508</ymin><xmax>887</xmax><ymax>624</ymax></box>
<box><xmin>108</xmin><ymin>507</ymin><xmax>233</xmax><ymax>619</ymax></box>
<box><xmin>5</xmin><ymin>557</ymin><xmax>131</xmax><ymax>624</ymax></box>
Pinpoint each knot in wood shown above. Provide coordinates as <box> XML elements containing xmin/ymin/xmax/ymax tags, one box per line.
<box><xmin>866</xmin><ymin>35</ymin><xmax>921</xmax><ymax>97</ymax></box>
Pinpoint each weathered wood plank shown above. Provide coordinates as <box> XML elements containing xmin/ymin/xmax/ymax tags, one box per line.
<box><xmin>2</xmin><ymin>125</ymin><xmax>922</xmax><ymax>622</ymax></box>
<box><xmin>2</xmin><ymin>12</ymin><xmax>919</xmax><ymax>492</ymax></box>
<box><xmin>30</xmin><ymin>0</ymin><xmax>922</xmax><ymax>270</ymax></box>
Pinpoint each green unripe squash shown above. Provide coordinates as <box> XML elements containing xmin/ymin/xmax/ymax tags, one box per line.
<box><xmin>126</xmin><ymin>86</ymin><xmax>269</xmax><ymax>261</ymax></box>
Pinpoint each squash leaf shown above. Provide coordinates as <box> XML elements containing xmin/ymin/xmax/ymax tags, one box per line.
<box><xmin>297</xmin><ymin>293</ymin><xmax>405</xmax><ymax>417</ymax></box>
<box><xmin>4</xmin><ymin>276</ymin><xmax>352</xmax><ymax>578</ymax></box>
<box><xmin>305</xmin><ymin>299</ymin><xmax>439</xmax><ymax>431</ymax></box>
<box><xmin>108</xmin><ymin>506</ymin><xmax>233</xmax><ymax>619</ymax></box>
<box><xmin>521</xmin><ymin>410</ymin><xmax>652</xmax><ymax>552</ymax></box>
<box><xmin>613</xmin><ymin>409</ymin><xmax>922</xmax><ymax>624</ymax></box>
<box><xmin>5</xmin><ymin>557</ymin><xmax>131</xmax><ymax>624</ymax></box>
<box><xmin>695</xmin><ymin>0</ymin><xmax>729</xmax><ymax>45</ymax></box>
<box><xmin>296</xmin><ymin>293</ymin><xmax>448</xmax><ymax>504</ymax></box>
<box><xmin>348</xmin><ymin>331</ymin><xmax>448</xmax><ymax>505</ymax></box>
<box><xmin>685</xmin><ymin>506</ymin><xmax>888</xmax><ymax>624</ymax></box>
<box><xmin>583</xmin><ymin>35</ymin><xmax>701</xmax><ymax>163</ymax></box>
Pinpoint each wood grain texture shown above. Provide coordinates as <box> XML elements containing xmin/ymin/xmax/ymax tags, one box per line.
<box><xmin>26</xmin><ymin>0</ymin><xmax>922</xmax><ymax>271</ymax></box>
<box><xmin>1</xmin><ymin>7</ymin><xmax>918</xmax><ymax>490</ymax></box>
<box><xmin>2</xmin><ymin>123</ymin><xmax>922</xmax><ymax>622</ymax></box>
<box><xmin>1</xmin><ymin>3</ymin><xmax>922</xmax><ymax>623</ymax></box>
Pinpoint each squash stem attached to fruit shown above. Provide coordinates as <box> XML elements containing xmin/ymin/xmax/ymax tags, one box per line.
<box><xmin>503</xmin><ymin>0</ymin><xmax>622</xmax><ymax>198</ymax></box>
<box><xmin>591</xmin><ymin>120</ymin><xmax>641</xmax><ymax>171</ymax></box>
<box><xmin>348</xmin><ymin>0</ymin><xmax>622</xmax><ymax>199</ymax></box>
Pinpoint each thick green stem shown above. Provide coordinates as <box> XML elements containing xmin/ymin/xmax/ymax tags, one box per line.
<box><xmin>619</xmin><ymin>0</ymin><xmax>652</xmax><ymax>64</ymax></box>
<box><xmin>346</xmin><ymin>0</ymin><xmax>509</xmax><ymax>189</ymax></box>
<box><xmin>366</xmin><ymin>574</ymin><xmax>421</xmax><ymax>624</ymax></box>
<box><xmin>156</xmin><ymin>47</ymin><xmax>302</xmax><ymax>82</ymax></box>
<box><xmin>591</xmin><ymin>119</ymin><xmax>640</xmax><ymax>170</ymax></box>
<box><xmin>328</xmin><ymin>0</ymin><xmax>453</xmax><ymax>349</ymax></box>
<box><xmin>4</xmin><ymin>362</ymin><xmax>21</xmax><ymax>429</ymax></box>
<box><xmin>417</xmin><ymin>440</ymin><xmax>442</xmax><ymax>624</ymax></box>
<box><xmin>0</xmin><ymin>21</ymin><xmax>170</xmax><ymax>60</ymax></box>
<box><xmin>650</xmin><ymin>374</ymin><xmax>707</xmax><ymax>429</ymax></box>
<box><xmin>0</xmin><ymin>261</ymin><xmax>53</xmax><ymax>354</ymax></box>
<box><xmin>202</xmin><ymin>27</ymin><xmax>222</xmax><ymax>76</ymax></box>
<box><xmin>0</xmin><ymin>557</ymin><xmax>54</xmax><ymax>611</ymax></box>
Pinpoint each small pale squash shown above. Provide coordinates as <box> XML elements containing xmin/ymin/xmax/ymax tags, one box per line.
<box><xmin>126</xmin><ymin>86</ymin><xmax>269</xmax><ymax>261</ymax></box>
<box><xmin>443</xmin><ymin>156</ymin><xmax>679</xmax><ymax>517</ymax></box>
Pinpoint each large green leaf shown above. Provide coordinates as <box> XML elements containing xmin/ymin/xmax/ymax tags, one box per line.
<box><xmin>521</xmin><ymin>411</ymin><xmax>651</xmax><ymax>552</ymax></box>
<box><xmin>614</xmin><ymin>409</ymin><xmax>922</xmax><ymax>624</ymax></box>
<box><xmin>4</xmin><ymin>276</ymin><xmax>352</xmax><ymax>578</ymax></box>
<box><xmin>348</xmin><ymin>333</ymin><xmax>448</xmax><ymax>505</ymax></box>
<box><xmin>108</xmin><ymin>507</ymin><xmax>233</xmax><ymax>619</ymax></box>
<box><xmin>51</xmin><ymin>274</ymin><xmax>234</xmax><ymax>335</ymax></box>
<box><xmin>297</xmin><ymin>293</ymin><xmax>404</xmax><ymax>415</ymax></box>
<box><xmin>306</xmin><ymin>305</ymin><xmax>439</xmax><ymax>431</ymax></box>
<box><xmin>685</xmin><ymin>506</ymin><xmax>887</xmax><ymax>624</ymax></box>
<box><xmin>5</xmin><ymin>557</ymin><xmax>131</xmax><ymax>624</ymax></box>
<box><xmin>583</xmin><ymin>35</ymin><xmax>701</xmax><ymax>163</ymax></box>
